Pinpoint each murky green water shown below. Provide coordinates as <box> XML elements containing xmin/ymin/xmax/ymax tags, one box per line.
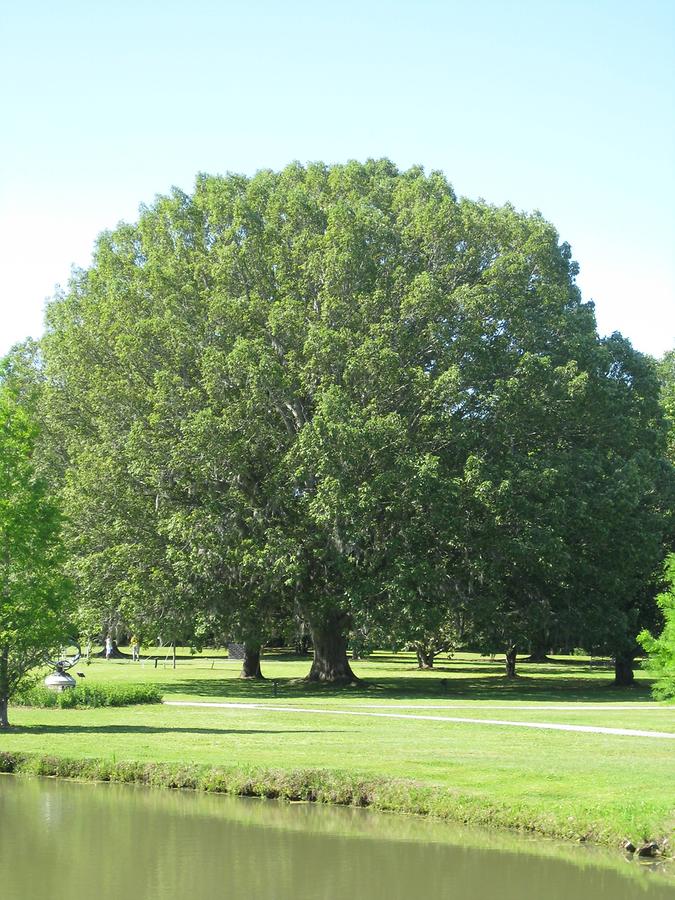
<box><xmin>0</xmin><ymin>776</ymin><xmax>672</xmax><ymax>899</ymax></box>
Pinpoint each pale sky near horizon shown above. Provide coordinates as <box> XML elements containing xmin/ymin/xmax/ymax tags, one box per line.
<box><xmin>1</xmin><ymin>0</ymin><xmax>673</xmax><ymax>359</ymax></box>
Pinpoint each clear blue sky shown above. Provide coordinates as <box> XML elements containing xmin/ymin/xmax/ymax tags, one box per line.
<box><xmin>1</xmin><ymin>0</ymin><xmax>673</xmax><ymax>357</ymax></box>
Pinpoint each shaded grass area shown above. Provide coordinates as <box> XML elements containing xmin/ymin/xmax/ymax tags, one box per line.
<box><xmin>158</xmin><ymin>673</ymin><xmax>655</xmax><ymax>705</ymax></box>
<box><xmin>81</xmin><ymin>650</ymin><xmax>656</xmax><ymax>704</ymax></box>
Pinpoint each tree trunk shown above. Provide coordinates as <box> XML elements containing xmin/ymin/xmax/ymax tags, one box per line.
<box><xmin>504</xmin><ymin>645</ymin><xmax>518</xmax><ymax>678</ymax></box>
<box><xmin>526</xmin><ymin>636</ymin><xmax>552</xmax><ymax>663</ymax></box>
<box><xmin>526</xmin><ymin>650</ymin><xmax>553</xmax><ymax>663</ymax></box>
<box><xmin>306</xmin><ymin>612</ymin><xmax>357</xmax><ymax>683</ymax></box>
<box><xmin>613</xmin><ymin>651</ymin><xmax>635</xmax><ymax>686</ymax></box>
<box><xmin>96</xmin><ymin>640</ymin><xmax>126</xmax><ymax>659</ymax></box>
<box><xmin>415</xmin><ymin>645</ymin><xmax>435</xmax><ymax>669</ymax></box>
<box><xmin>294</xmin><ymin>632</ymin><xmax>311</xmax><ymax>655</ymax></box>
<box><xmin>0</xmin><ymin>647</ymin><xmax>9</xmax><ymax>728</ymax></box>
<box><xmin>172</xmin><ymin>642</ymin><xmax>176</xmax><ymax>670</ymax></box>
<box><xmin>240</xmin><ymin>643</ymin><xmax>264</xmax><ymax>679</ymax></box>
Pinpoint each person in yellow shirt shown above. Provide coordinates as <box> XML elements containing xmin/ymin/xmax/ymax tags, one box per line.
<box><xmin>130</xmin><ymin>635</ymin><xmax>140</xmax><ymax>662</ymax></box>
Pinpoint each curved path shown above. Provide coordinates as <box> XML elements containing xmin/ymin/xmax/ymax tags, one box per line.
<box><xmin>164</xmin><ymin>700</ymin><xmax>675</xmax><ymax>739</ymax></box>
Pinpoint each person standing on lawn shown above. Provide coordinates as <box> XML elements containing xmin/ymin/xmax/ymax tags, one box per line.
<box><xmin>131</xmin><ymin>635</ymin><xmax>140</xmax><ymax>661</ymax></box>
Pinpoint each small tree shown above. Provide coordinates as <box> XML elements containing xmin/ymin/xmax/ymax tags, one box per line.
<box><xmin>0</xmin><ymin>388</ymin><xmax>71</xmax><ymax>727</ymax></box>
<box><xmin>638</xmin><ymin>555</ymin><xmax>675</xmax><ymax>700</ymax></box>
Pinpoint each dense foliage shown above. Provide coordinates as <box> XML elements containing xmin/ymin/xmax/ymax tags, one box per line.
<box><xmin>638</xmin><ymin>554</ymin><xmax>675</xmax><ymax>700</ymax></box>
<box><xmin>657</xmin><ymin>350</ymin><xmax>675</xmax><ymax>467</ymax></box>
<box><xmin>20</xmin><ymin>159</ymin><xmax>672</xmax><ymax>683</ymax></box>
<box><xmin>14</xmin><ymin>682</ymin><xmax>162</xmax><ymax>708</ymax></box>
<box><xmin>0</xmin><ymin>384</ymin><xmax>71</xmax><ymax>725</ymax></box>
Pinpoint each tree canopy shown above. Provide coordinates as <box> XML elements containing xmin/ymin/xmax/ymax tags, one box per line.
<box><xmin>38</xmin><ymin>160</ymin><xmax>672</xmax><ymax>681</ymax></box>
<box><xmin>0</xmin><ymin>383</ymin><xmax>71</xmax><ymax>726</ymax></box>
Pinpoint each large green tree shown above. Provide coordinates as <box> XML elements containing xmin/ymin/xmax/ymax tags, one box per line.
<box><xmin>41</xmin><ymin>160</ymin><xmax>670</xmax><ymax>682</ymax></box>
<box><xmin>574</xmin><ymin>337</ymin><xmax>671</xmax><ymax>685</ymax></box>
<box><xmin>0</xmin><ymin>385</ymin><xmax>71</xmax><ymax>727</ymax></box>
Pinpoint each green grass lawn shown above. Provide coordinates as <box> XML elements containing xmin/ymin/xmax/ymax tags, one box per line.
<box><xmin>2</xmin><ymin>650</ymin><xmax>673</xmax><ymax>851</ymax></box>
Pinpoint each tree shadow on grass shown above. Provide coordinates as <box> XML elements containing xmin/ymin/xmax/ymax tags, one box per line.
<box><xmin>157</xmin><ymin>672</ymin><xmax>655</xmax><ymax>704</ymax></box>
<box><xmin>10</xmin><ymin>724</ymin><xmax>344</xmax><ymax>736</ymax></box>
<box><xmin>385</xmin><ymin>663</ymin><xmax>605</xmax><ymax>678</ymax></box>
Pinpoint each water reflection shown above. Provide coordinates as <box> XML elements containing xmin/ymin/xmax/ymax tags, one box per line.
<box><xmin>0</xmin><ymin>776</ymin><xmax>672</xmax><ymax>899</ymax></box>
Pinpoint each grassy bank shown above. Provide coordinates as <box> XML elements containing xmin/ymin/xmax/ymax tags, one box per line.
<box><xmin>1</xmin><ymin>651</ymin><xmax>673</xmax><ymax>853</ymax></box>
<box><xmin>1</xmin><ymin>748</ymin><xmax>670</xmax><ymax>853</ymax></box>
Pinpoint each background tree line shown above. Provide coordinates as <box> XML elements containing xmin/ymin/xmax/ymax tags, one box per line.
<box><xmin>3</xmin><ymin>160</ymin><xmax>673</xmax><ymax>689</ymax></box>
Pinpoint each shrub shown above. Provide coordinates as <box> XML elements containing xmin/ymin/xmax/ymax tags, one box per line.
<box><xmin>638</xmin><ymin>554</ymin><xmax>675</xmax><ymax>701</ymax></box>
<box><xmin>14</xmin><ymin>682</ymin><xmax>162</xmax><ymax>708</ymax></box>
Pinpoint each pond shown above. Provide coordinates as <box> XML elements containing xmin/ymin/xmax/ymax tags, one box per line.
<box><xmin>0</xmin><ymin>776</ymin><xmax>672</xmax><ymax>899</ymax></box>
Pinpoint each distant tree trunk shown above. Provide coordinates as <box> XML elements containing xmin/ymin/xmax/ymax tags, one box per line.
<box><xmin>96</xmin><ymin>640</ymin><xmax>126</xmax><ymax>659</ymax></box>
<box><xmin>171</xmin><ymin>642</ymin><xmax>176</xmax><ymax>670</ymax></box>
<box><xmin>0</xmin><ymin>646</ymin><xmax>9</xmax><ymax>727</ymax></box>
<box><xmin>240</xmin><ymin>642</ymin><xmax>264</xmax><ymax>679</ymax></box>
<box><xmin>613</xmin><ymin>651</ymin><xmax>635</xmax><ymax>686</ymax></box>
<box><xmin>294</xmin><ymin>626</ymin><xmax>311</xmax><ymax>656</ymax></box>
<box><xmin>306</xmin><ymin>611</ymin><xmax>357</xmax><ymax>683</ymax></box>
<box><xmin>504</xmin><ymin>645</ymin><xmax>518</xmax><ymax>678</ymax></box>
<box><xmin>415</xmin><ymin>645</ymin><xmax>435</xmax><ymax>669</ymax></box>
<box><xmin>526</xmin><ymin>636</ymin><xmax>552</xmax><ymax>663</ymax></box>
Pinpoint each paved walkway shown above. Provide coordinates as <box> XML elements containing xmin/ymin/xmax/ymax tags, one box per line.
<box><xmin>359</xmin><ymin>703</ymin><xmax>669</xmax><ymax>711</ymax></box>
<box><xmin>164</xmin><ymin>700</ymin><xmax>675</xmax><ymax>740</ymax></box>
